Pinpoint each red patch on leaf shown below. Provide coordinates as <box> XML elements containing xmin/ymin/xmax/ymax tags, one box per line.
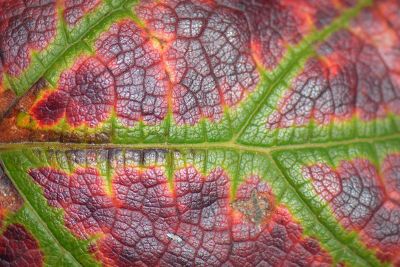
<box><xmin>64</xmin><ymin>0</ymin><xmax>100</xmax><ymax>26</ymax></box>
<box><xmin>95</xmin><ymin>20</ymin><xmax>168</xmax><ymax>126</ymax></box>
<box><xmin>382</xmin><ymin>154</ymin><xmax>400</xmax><ymax>203</ymax></box>
<box><xmin>304</xmin><ymin>157</ymin><xmax>400</xmax><ymax>264</ymax></box>
<box><xmin>304</xmin><ymin>159</ymin><xmax>384</xmax><ymax>229</ymax></box>
<box><xmin>30</xmin><ymin>57</ymin><xmax>115</xmax><ymax>127</ymax></box>
<box><xmin>0</xmin><ymin>224</ymin><xmax>43</xmax><ymax>267</ymax></box>
<box><xmin>29</xmin><ymin>166</ymin><xmax>332</xmax><ymax>266</ymax></box>
<box><xmin>136</xmin><ymin>0</ymin><xmax>259</xmax><ymax>124</ymax></box>
<box><xmin>29</xmin><ymin>90</ymin><xmax>68</xmax><ymax>127</ymax></box>
<box><xmin>218</xmin><ymin>0</ymin><xmax>351</xmax><ymax>70</ymax></box>
<box><xmin>26</xmin><ymin>0</ymin><xmax>354</xmax><ymax>127</ymax></box>
<box><xmin>266</xmin><ymin>1</ymin><xmax>400</xmax><ymax>130</ymax></box>
<box><xmin>30</xmin><ymin>11</ymin><xmax>260</xmax><ymax>126</ymax></box>
<box><xmin>0</xmin><ymin>0</ymin><xmax>56</xmax><ymax>76</ymax></box>
<box><xmin>0</xmin><ymin>64</ymin><xmax>3</xmax><ymax>92</ymax></box>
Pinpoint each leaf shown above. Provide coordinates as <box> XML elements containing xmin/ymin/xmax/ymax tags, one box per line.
<box><xmin>0</xmin><ymin>0</ymin><xmax>399</xmax><ymax>266</ymax></box>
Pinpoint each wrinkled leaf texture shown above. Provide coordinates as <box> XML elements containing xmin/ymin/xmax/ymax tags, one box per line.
<box><xmin>0</xmin><ymin>0</ymin><xmax>400</xmax><ymax>266</ymax></box>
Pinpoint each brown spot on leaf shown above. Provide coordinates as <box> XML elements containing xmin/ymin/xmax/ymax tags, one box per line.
<box><xmin>231</xmin><ymin>189</ymin><xmax>274</xmax><ymax>225</ymax></box>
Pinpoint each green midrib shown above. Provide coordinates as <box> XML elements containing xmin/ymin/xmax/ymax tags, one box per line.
<box><xmin>1</xmin><ymin>0</ymin><xmax>392</xmax><ymax>266</ymax></box>
<box><xmin>1</xmin><ymin>132</ymin><xmax>398</xmax><ymax>156</ymax></box>
<box><xmin>1</xmin><ymin>137</ymin><xmax>393</xmax><ymax>266</ymax></box>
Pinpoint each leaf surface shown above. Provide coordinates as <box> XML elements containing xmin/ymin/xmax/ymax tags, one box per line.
<box><xmin>0</xmin><ymin>0</ymin><xmax>399</xmax><ymax>266</ymax></box>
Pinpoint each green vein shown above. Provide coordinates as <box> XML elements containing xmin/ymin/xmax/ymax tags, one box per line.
<box><xmin>270</xmin><ymin>154</ymin><xmax>382</xmax><ymax>266</ymax></box>
<box><xmin>1</xmin><ymin>135</ymin><xmax>396</xmax><ymax>266</ymax></box>
<box><xmin>232</xmin><ymin>51</ymin><xmax>310</xmax><ymax>141</ymax></box>
<box><xmin>8</xmin><ymin>0</ymin><xmax>136</xmax><ymax>96</ymax></box>
<box><xmin>233</xmin><ymin>0</ymin><xmax>372</xmax><ymax>142</ymax></box>
<box><xmin>0</xmin><ymin>132</ymin><xmax>398</xmax><ymax>156</ymax></box>
<box><xmin>1</xmin><ymin>0</ymin><xmax>396</xmax><ymax>266</ymax></box>
<box><xmin>0</xmin><ymin>162</ymin><xmax>84</xmax><ymax>267</ymax></box>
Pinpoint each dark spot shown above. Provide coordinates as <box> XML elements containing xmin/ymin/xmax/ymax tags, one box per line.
<box><xmin>0</xmin><ymin>224</ymin><xmax>43</xmax><ymax>267</ymax></box>
<box><xmin>231</xmin><ymin>189</ymin><xmax>273</xmax><ymax>225</ymax></box>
